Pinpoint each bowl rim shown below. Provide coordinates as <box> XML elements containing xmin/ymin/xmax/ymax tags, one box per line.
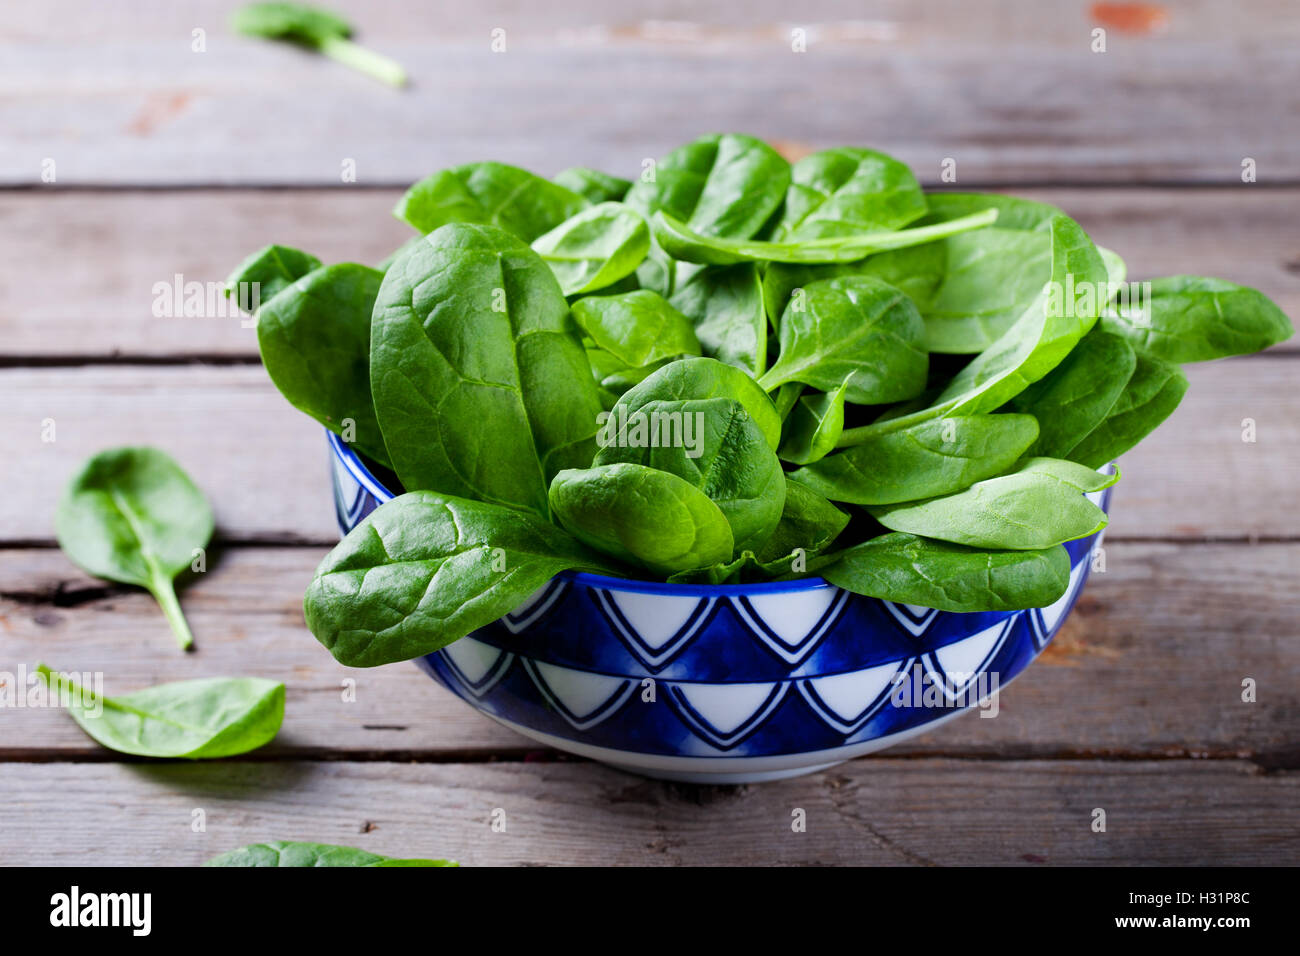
<box><xmin>327</xmin><ymin>431</ymin><xmax>838</xmax><ymax>595</ymax></box>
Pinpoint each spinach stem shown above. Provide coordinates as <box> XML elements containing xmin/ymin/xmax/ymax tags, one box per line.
<box><xmin>318</xmin><ymin>36</ymin><xmax>406</xmax><ymax>87</ymax></box>
<box><xmin>150</xmin><ymin>573</ymin><xmax>195</xmax><ymax>650</ymax></box>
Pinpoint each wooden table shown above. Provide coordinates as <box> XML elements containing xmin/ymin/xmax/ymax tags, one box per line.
<box><xmin>2</xmin><ymin>0</ymin><xmax>1297</xmax><ymax>866</ymax></box>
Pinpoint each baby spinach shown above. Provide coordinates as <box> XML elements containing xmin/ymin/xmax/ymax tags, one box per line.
<box><xmin>530</xmin><ymin>202</ymin><xmax>650</xmax><ymax>295</ymax></box>
<box><xmin>370</xmin><ymin>223</ymin><xmax>604</xmax><ymax>515</ymax></box>
<box><xmin>549</xmin><ymin>463</ymin><xmax>734</xmax><ymax>576</ymax></box>
<box><xmin>794</xmin><ymin>414</ymin><xmax>1039</xmax><ymax>505</ymax></box>
<box><xmin>652</xmin><ymin>207</ymin><xmax>998</xmax><ymax>266</ymax></box>
<box><xmin>305</xmin><ymin>491</ymin><xmax>624</xmax><ymax>666</ymax></box>
<box><xmin>868</xmin><ymin>457</ymin><xmax>1116</xmax><ymax>549</ymax></box>
<box><xmin>231</xmin><ymin>2</ymin><xmax>406</xmax><ymax>87</ymax></box>
<box><xmin>778</xmin><ymin>383</ymin><xmax>848</xmax><ymax>465</ymax></box>
<box><xmin>554</xmin><ymin>167</ymin><xmax>632</xmax><ymax>204</ymax></box>
<box><xmin>255</xmin><ymin>262</ymin><xmax>390</xmax><ymax>466</ymax></box>
<box><xmin>774</xmin><ymin>147</ymin><xmax>926</xmax><ymax>240</ymax></box>
<box><xmin>616</xmin><ymin>356</ymin><xmax>783</xmax><ymax>452</ymax></box>
<box><xmin>1067</xmin><ymin>354</ymin><xmax>1189</xmax><ymax>468</ymax></box>
<box><xmin>759</xmin><ymin>276</ymin><xmax>928</xmax><ymax>404</ymax></box>
<box><xmin>594</xmin><ymin>397</ymin><xmax>786</xmax><ymax>552</ymax></box>
<box><xmin>394</xmin><ymin>162</ymin><xmax>588</xmax><ymax>241</ymax></box>
<box><xmin>1101</xmin><ymin>275</ymin><xmax>1294</xmax><ymax>363</ymax></box>
<box><xmin>816</xmin><ymin>533</ymin><xmax>1072</xmax><ymax>612</ymax></box>
<box><xmin>231</xmin><ymin>136</ymin><xmax>1291</xmax><ymax>631</ymax></box>
<box><xmin>36</xmin><ymin>664</ymin><xmax>284</xmax><ymax>758</ymax></box>
<box><xmin>205</xmin><ymin>841</ymin><xmax>457</xmax><ymax>867</ymax></box>
<box><xmin>572</xmin><ymin>290</ymin><xmax>700</xmax><ymax>368</ymax></box>
<box><xmin>1006</xmin><ymin>328</ymin><xmax>1136</xmax><ymax>459</ymax></box>
<box><xmin>668</xmin><ymin>263</ymin><xmax>768</xmax><ymax>377</ymax></box>
<box><xmin>55</xmin><ymin>447</ymin><xmax>213</xmax><ymax>650</ymax></box>
<box><xmin>224</xmin><ymin>243</ymin><xmax>321</xmax><ymax>314</ymax></box>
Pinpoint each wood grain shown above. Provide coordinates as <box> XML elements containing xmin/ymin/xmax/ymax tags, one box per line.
<box><xmin>2</xmin><ymin>187</ymin><xmax>1296</xmax><ymax>359</ymax></box>
<box><xmin>1</xmin><ymin>758</ymin><xmax>1294</xmax><ymax>866</ymax></box>
<box><xmin>1</xmin><ymin>357</ymin><xmax>1295</xmax><ymax>544</ymax></box>
<box><xmin>3</xmin><ymin>542</ymin><xmax>1296</xmax><ymax>760</ymax></box>
<box><xmin>4</xmin><ymin>1</ymin><xmax>1297</xmax><ymax>185</ymax></box>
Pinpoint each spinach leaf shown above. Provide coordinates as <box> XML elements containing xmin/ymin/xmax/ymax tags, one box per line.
<box><xmin>554</xmin><ymin>167</ymin><xmax>632</xmax><ymax>204</ymax></box>
<box><xmin>816</xmin><ymin>533</ymin><xmax>1072</xmax><ymax>612</ymax></box>
<box><xmin>530</xmin><ymin>202</ymin><xmax>650</xmax><ymax>295</ymax></box>
<box><xmin>624</xmin><ymin>133</ymin><xmax>791</xmax><ymax>246</ymax></box>
<box><xmin>759</xmin><ymin>276</ymin><xmax>928</xmax><ymax>404</ymax></box>
<box><xmin>224</xmin><ymin>243</ymin><xmax>321</xmax><ymax>314</ymax></box>
<box><xmin>752</xmin><ymin>477</ymin><xmax>849</xmax><ymax>567</ymax></box>
<box><xmin>305</xmin><ymin>491</ymin><xmax>624</xmax><ymax>666</ymax></box>
<box><xmin>868</xmin><ymin>457</ymin><xmax>1117</xmax><ymax>549</ymax></box>
<box><xmin>594</xmin><ymin>397</ymin><xmax>786</xmax><ymax>552</ymax></box>
<box><xmin>205</xmin><ymin>841</ymin><xmax>457</xmax><ymax>867</ymax></box>
<box><xmin>1006</xmin><ymin>328</ymin><xmax>1136</xmax><ymax>459</ymax></box>
<box><xmin>35</xmin><ymin>664</ymin><xmax>283</xmax><ymax>758</ymax></box>
<box><xmin>794</xmin><ymin>414</ymin><xmax>1039</xmax><ymax>504</ymax></box>
<box><xmin>572</xmin><ymin>290</ymin><xmax>700</xmax><ymax>368</ymax></box>
<box><xmin>1068</xmin><ymin>353</ymin><xmax>1189</xmax><ymax>468</ymax></box>
<box><xmin>778</xmin><ymin>382</ymin><xmax>848</xmax><ymax>465</ymax></box>
<box><xmin>370</xmin><ymin>223</ymin><xmax>604</xmax><ymax>514</ymax></box>
<box><xmin>761</xmin><ymin>243</ymin><xmax>946</xmax><ymax>327</ymax></box>
<box><xmin>1101</xmin><ymin>275</ymin><xmax>1294</xmax><ymax>362</ymax></box>
<box><xmin>615</xmin><ymin>356</ymin><xmax>782</xmax><ymax>451</ymax></box>
<box><xmin>585</xmin><ymin>347</ymin><xmax>670</xmax><ymax>395</ymax></box>
<box><xmin>55</xmin><ymin>447</ymin><xmax>213</xmax><ymax>650</ymax></box>
<box><xmin>394</xmin><ymin>162</ymin><xmax>588</xmax><ymax>241</ymax></box>
<box><xmin>841</xmin><ymin>215</ymin><xmax>1108</xmax><ymax>441</ymax></box>
<box><xmin>652</xmin><ymin>208</ymin><xmax>998</xmax><ymax>266</ymax></box>
<box><xmin>231</xmin><ymin>3</ymin><xmax>406</xmax><ymax>87</ymax></box>
<box><xmin>922</xmin><ymin>192</ymin><xmax>1063</xmax><ymax>231</ymax></box>
<box><xmin>255</xmin><ymin>262</ymin><xmax>390</xmax><ymax>466</ymax></box>
<box><xmin>549</xmin><ymin>463</ymin><xmax>734</xmax><ymax>575</ymax></box>
<box><xmin>774</xmin><ymin>147</ymin><xmax>926</xmax><ymax>240</ymax></box>
<box><xmin>668</xmin><ymin>263</ymin><xmax>767</xmax><ymax>377</ymax></box>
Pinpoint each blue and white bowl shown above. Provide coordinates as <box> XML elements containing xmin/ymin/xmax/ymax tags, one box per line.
<box><xmin>328</xmin><ymin>433</ymin><xmax>1111</xmax><ymax>783</ymax></box>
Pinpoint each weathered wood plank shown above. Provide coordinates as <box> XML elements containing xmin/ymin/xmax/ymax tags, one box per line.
<box><xmin>1</xmin><ymin>358</ymin><xmax>1295</xmax><ymax>544</ymax></box>
<box><xmin>3</xmin><ymin>542</ymin><xmax>1296</xmax><ymax>759</ymax></box>
<box><xmin>4</xmin><ymin>1</ymin><xmax>1297</xmax><ymax>185</ymax></box>
<box><xmin>2</xmin><ymin>187</ymin><xmax>1296</xmax><ymax>358</ymax></box>
<box><xmin>0</xmin><ymin>758</ymin><xmax>1294</xmax><ymax>866</ymax></box>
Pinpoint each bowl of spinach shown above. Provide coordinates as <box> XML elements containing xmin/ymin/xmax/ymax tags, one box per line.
<box><xmin>233</xmin><ymin>135</ymin><xmax>1292</xmax><ymax>782</ymax></box>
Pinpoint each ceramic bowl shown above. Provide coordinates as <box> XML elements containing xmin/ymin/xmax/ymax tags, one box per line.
<box><xmin>328</xmin><ymin>432</ymin><xmax>1111</xmax><ymax>783</ymax></box>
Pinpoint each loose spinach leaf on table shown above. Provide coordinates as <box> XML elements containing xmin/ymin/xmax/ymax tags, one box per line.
<box><xmin>305</xmin><ymin>491</ymin><xmax>625</xmax><ymax>666</ymax></box>
<box><xmin>549</xmin><ymin>463</ymin><xmax>735</xmax><ymax>576</ymax></box>
<box><xmin>370</xmin><ymin>223</ymin><xmax>604</xmax><ymax>514</ymax></box>
<box><xmin>224</xmin><ymin>243</ymin><xmax>321</xmax><ymax>314</ymax></box>
<box><xmin>1067</xmin><ymin>353</ymin><xmax>1189</xmax><ymax>468</ymax></box>
<box><xmin>205</xmin><ymin>841</ymin><xmax>458</xmax><ymax>867</ymax></box>
<box><xmin>572</xmin><ymin>290</ymin><xmax>700</xmax><ymax>368</ymax></box>
<box><xmin>255</xmin><ymin>262</ymin><xmax>390</xmax><ymax>466</ymax></box>
<box><xmin>759</xmin><ymin>275</ymin><xmax>928</xmax><ymax>404</ymax></box>
<box><xmin>815</xmin><ymin>533</ymin><xmax>1073</xmax><ymax>612</ymax></box>
<box><xmin>868</xmin><ymin>457</ymin><xmax>1117</xmax><ymax>550</ymax></box>
<box><xmin>394</xmin><ymin>162</ymin><xmax>588</xmax><ymax>240</ymax></box>
<box><xmin>793</xmin><ymin>414</ymin><xmax>1040</xmax><ymax>505</ymax></box>
<box><xmin>554</xmin><ymin>167</ymin><xmax>633</xmax><ymax>204</ymax></box>
<box><xmin>36</xmin><ymin>664</ymin><xmax>284</xmax><ymax>758</ymax></box>
<box><xmin>1006</xmin><ymin>328</ymin><xmax>1136</xmax><ymax>459</ymax></box>
<box><xmin>530</xmin><ymin>202</ymin><xmax>650</xmax><ymax>295</ymax></box>
<box><xmin>231</xmin><ymin>2</ymin><xmax>406</xmax><ymax>87</ymax></box>
<box><xmin>55</xmin><ymin>447</ymin><xmax>213</xmax><ymax>650</ymax></box>
<box><xmin>1101</xmin><ymin>275</ymin><xmax>1294</xmax><ymax>363</ymax></box>
<box><xmin>594</xmin><ymin>397</ymin><xmax>786</xmax><ymax>552</ymax></box>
